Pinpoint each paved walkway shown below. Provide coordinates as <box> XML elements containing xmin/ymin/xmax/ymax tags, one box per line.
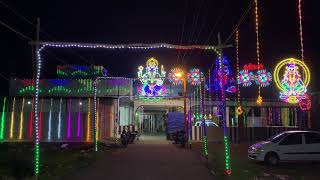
<box><xmin>67</xmin><ymin>141</ymin><xmax>213</xmax><ymax>180</ymax></box>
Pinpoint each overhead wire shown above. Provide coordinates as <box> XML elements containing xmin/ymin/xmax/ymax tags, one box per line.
<box><xmin>176</xmin><ymin>0</ymin><xmax>189</xmax><ymax>64</ymax></box>
<box><xmin>0</xmin><ymin>20</ymin><xmax>32</xmax><ymax>41</ymax></box>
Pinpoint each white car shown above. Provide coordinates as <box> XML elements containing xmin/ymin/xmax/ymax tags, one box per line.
<box><xmin>194</xmin><ymin>120</ymin><xmax>219</xmax><ymax>127</ymax></box>
<box><xmin>248</xmin><ymin>131</ymin><xmax>320</xmax><ymax>165</ymax></box>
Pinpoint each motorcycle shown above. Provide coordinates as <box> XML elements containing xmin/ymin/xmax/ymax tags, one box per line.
<box><xmin>120</xmin><ymin>131</ymin><xmax>128</xmax><ymax>148</ymax></box>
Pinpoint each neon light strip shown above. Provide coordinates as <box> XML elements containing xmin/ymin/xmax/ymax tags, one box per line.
<box><xmin>77</xmin><ymin>100</ymin><xmax>81</xmax><ymax>137</ymax></box>
<box><xmin>10</xmin><ymin>97</ymin><xmax>16</xmax><ymax>139</ymax></box>
<box><xmin>29</xmin><ymin>98</ymin><xmax>34</xmax><ymax>139</ymax></box>
<box><xmin>58</xmin><ymin>98</ymin><xmax>62</xmax><ymax>139</ymax></box>
<box><xmin>19</xmin><ymin>98</ymin><xmax>25</xmax><ymax>140</ymax></box>
<box><xmin>48</xmin><ymin>98</ymin><xmax>53</xmax><ymax>140</ymax></box>
<box><xmin>67</xmin><ymin>99</ymin><xmax>71</xmax><ymax>140</ymax></box>
<box><xmin>86</xmin><ymin>98</ymin><xmax>91</xmax><ymax>142</ymax></box>
<box><xmin>0</xmin><ymin>97</ymin><xmax>7</xmax><ymax>140</ymax></box>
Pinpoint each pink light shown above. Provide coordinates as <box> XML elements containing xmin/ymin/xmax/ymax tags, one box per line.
<box><xmin>67</xmin><ymin>99</ymin><xmax>71</xmax><ymax>140</ymax></box>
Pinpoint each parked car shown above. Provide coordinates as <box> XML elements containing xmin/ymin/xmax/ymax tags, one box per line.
<box><xmin>194</xmin><ymin>120</ymin><xmax>219</xmax><ymax>127</ymax></box>
<box><xmin>248</xmin><ymin>130</ymin><xmax>320</xmax><ymax>165</ymax></box>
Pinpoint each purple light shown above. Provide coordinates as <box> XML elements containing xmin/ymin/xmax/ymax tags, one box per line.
<box><xmin>67</xmin><ymin>99</ymin><xmax>71</xmax><ymax>140</ymax></box>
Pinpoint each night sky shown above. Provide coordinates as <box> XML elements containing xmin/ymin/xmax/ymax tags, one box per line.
<box><xmin>1</xmin><ymin>0</ymin><xmax>319</xmax><ymax>99</ymax></box>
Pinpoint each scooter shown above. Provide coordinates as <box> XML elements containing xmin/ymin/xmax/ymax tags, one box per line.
<box><xmin>120</xmin><ymin>131</ymin><xmax>128</xmax><ymax>148</ymax></box>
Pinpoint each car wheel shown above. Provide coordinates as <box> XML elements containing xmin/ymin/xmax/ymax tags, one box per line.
<box><xmin>264</xmin><ymin>152</ymin><xmax>279</xmax><ymax>166</ymax></box>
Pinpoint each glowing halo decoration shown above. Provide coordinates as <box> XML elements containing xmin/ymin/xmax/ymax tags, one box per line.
<box><xmin>168</xmin><ymin>68</ymin><xmax>184</xmax><ymax>85</ymax></box>
<box><xmin>137</xmin><ymin>57</ymin><xmax>166</xmax><ymax>97</ymax></box>
<box><xmin>255</xmin><ymin>69</ymin><xmax>272</xmax><ymax>87</ymax></box>
<box><xmin>273</xmin><ymin>58</ymin><xmax>310</xmax><ymax>106</ymax></box>
<box><xmin>187</xmin><ymin>68</ymin><xmax>204</xmax><ymax>85</ymax></box>
<box><xmin>237</xmin><ymin>70</ymin><xmax>254</xmax><ymax>87</ymax></box>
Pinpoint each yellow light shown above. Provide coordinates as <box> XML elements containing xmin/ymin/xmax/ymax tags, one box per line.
<box><xmin>256</xmin><ymin>95</ymin><xmax>263</xmax><ymax>105</ymax></box>
<box><xmin>19</xmin><ymin>98</ymin><xmax>25</xmax><ymax>140</ymax></box>
<box><xmin>236</xmin><ymin>106</ymin><xmax>243</xmax><ymax>115</ymax></box>
<box><xmin>175</xmin><ymin>72</ymin><xmax>182</xmax><ymax>78</ymax></box>
<box><xmin>273</xmin><ymin>58</ymin><xmax>310</xmax><ymax>92</ymax></box>
<box><xmin>10</xmin><ymin>97</ymin><xmax>16</xmax><ymax>139</ymax></box>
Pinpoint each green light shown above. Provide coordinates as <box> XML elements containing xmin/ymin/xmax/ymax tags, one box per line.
<box><xmin>0</xmin><ymin>97</ymin><xmax>6</xmax><ymax>141</ymax></box>
<box><xmin>19</xmin><ymin>86</ymin><xmax>42</xmax><ymax>94</ymax></box>
<box><xmin>48</xmin><ymin>86</ymin><xmax>72</xmax><ymax>94</ymax></box>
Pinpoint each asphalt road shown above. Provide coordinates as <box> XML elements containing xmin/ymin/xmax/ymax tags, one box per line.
<box><xmin>67</xmin><ymin>141</ymin><xmax>213</xmax><ymax>180</ymax></box>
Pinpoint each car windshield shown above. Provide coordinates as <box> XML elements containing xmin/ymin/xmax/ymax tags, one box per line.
<box><xmin>267</xmin><ymin>132</ymin><xmax>288</xmax><ymax>143</ymax></box>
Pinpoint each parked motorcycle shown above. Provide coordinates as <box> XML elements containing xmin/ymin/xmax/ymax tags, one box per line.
<box><xmin>120</xmin><ymin>130</ymin><xmax>128</xmax><ymax>148</ymax></box>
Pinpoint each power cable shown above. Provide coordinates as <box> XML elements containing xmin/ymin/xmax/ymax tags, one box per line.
<box><xmin>176</xmin><ymin>0</ymin><xmax>189</xmax><ymax>64</ymax></box>
<box><xmin>0</xmin><ymin>20</ymin><xmax>32</xmax><ymax>41</ymax></box>
<box><xmin>223</xmin><ymin>0</ymin><xmax>254</xmax><ymax>45</ymax></box>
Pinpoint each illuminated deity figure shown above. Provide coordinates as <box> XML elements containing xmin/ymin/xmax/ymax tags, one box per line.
<box><xmin>207</xmin><ymin>56</ymin><xmax>236</xmax><ymax>93</ymax></box>
<box><xmin>137</xmin><ymin>58</ymin><xmax>166</xmax><ymax>97</ymax></box>
<box><xmin>280</xmin><ymin>61</ymin><xmax>307</xmax><ymax>103</ymax></box>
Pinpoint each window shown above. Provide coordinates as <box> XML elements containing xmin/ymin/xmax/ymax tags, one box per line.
<box><xmin>279</xmin><ymin>133</ymin><xmax>302</xmax><ymax>145</ymax></box>
<box><xmin>268</xmin><ymin>133</ymin><xmax>288</xmax><ymax>143</ymax></box>
<box><xmin>305</xmin><ymin>133</ymin><xmax>320</xmax><ymax>144</ymax></box>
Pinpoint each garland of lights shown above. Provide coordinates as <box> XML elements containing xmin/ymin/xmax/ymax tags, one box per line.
<box><xmin>235</xmin><ymin>30</ymin><xmax>243</xmax><ymax>115</ymax></box>
<box><xmin>273</xmin><ymin>58</ymin><xmax>310</xmax><ymax>108</ymax></box>
<box><xmin>10</xmin><ymin>97</ymin><xmax>15</xmax><ymax>139</ymax></box>
<box><xmin>255</xmin><ymin>0</ymin><xmax>262</xmax><ymax>105</ymax></box>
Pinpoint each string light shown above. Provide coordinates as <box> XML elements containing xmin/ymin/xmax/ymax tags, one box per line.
<box><xmin>96</xmin><ymin>98</ymin><xmax>100</xmax><ymax>142</ymax></box>
<box><xmin>10</xmin><ymin>97</ymin><xmax>15</xmax><ymax>139</ymax></box>
<box><xmin>0</xmin><ymin>97</ymin><xmax>7</xmax><ymax>141</ymax></box>
<box><xmin>235</xmin><ymin>29</ymin><xmax>243</xmax><ymax>115</ymax></box>
<box><xmin>19</xmin><ymin>98</ymin><xmax>25</xmax><ymax>140</ymax></box>
<box><xmin>200</xmin><ymin>78</ymin><xmax>208</xmax><ymax>156</ymax></box>
<box><xmin>255</xmin><ymin>0</ymin><xmax>262</xmax><ymax>105</ymax></box>
<box><xmin>93</xmin><ymin>82</ymin><xmax>98</xmax><ymax>151</ymax></box>
<box><xmin>48</xmin><ymin>98</ymin><xmax>53</xmax><ymax>141</ymax></box>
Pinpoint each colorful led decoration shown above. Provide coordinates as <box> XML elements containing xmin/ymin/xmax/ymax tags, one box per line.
<box><xmin>0</xmin><ymin>97</ymin><xmax>6</xmax><ymax>141</ymax></box>
<box><xmin>243</xmin><ymin>63</ymin><xmax>264</xmax><ymax>71</ymax></box>
<box><xmin>10</xmin><ymin>97</ymin><xmax>15</xmax><ymax>139</ymax></box>
<box><xmin>255</xmin><ymin>69</ymin><xmax>272</xmax><ymax>87</ymax></box>
<box><xmin>256</xmin><ymin>95</ymin><xmax>263</xmax><ymax>105</ymax></box>
<box><xmin>58</xmin><ymin>98</ymin><xmax>62</xmax><ymax>139</ymax></box>
<box><xmin>48</xmin><ymin>98</ymin><xmax>53</xmax><ymax>141</ymax></box>
<box><xmin>187</xmin><ymin>68</ymin><xmax>203</xmax><ymax>85</ymax></box>
<box><xmin>39</xmin><ymin>99</ymin><xmax>43</xmax><ymax>139</ymax></box>
<box><xmin>57</xmin><ymin>65</ymin><xmax>107</xmax><ymax>77</ymax></box>
<box><xmin>19</xmin><ymin>98</ymin><xmax>25</xmax><ymax>140</ymax></box>
<box><xmin>19</xmin><ymin>79</ymin><xmax>43</xmax><ymax>94</ymax></box>
<box><xmin>298</xmin><ymin>0</ymin><xmax>304</xmax><ymax>62</ymax></box>
<box><xmin>48</xmin><ymin>79</ymin><xmax>72</xmax><ymax>94</ymax></box>
<box><xmin>137</xmin><ymin>58</ymin><xmax>166</xmax><ymax>97</ymax></box>
<box><xmin>238</xmin><ymin>70</ymin><xmax>254</xmax><ymax>87</ymax></box>
<box><xmin>274</xmin><ymin>58</ymin><xmax>310</xmax><ymax>105</ymax></box>
<box><xmin>33</xmin><ymin>41</ymin><xmax>223</xmax><ymax>177</ymax></box>
<box><xmin>168</xmin><ymin>68</ymin><xmax>184</xmax><ymax>85</ymax></box>
<box><xmin>236</xmin><ymin>106</ymin><xmax>244</xmax><ymax>115</ymax></box>
<box><xmin>200</xmin><ymin>81</ymin><xmax>208</xmax><ymax>156</ymax></box>
<box><xmin>207</xmin><ymin>56</ymin><xmax>236</xmax><ymax>93</ymax></box>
